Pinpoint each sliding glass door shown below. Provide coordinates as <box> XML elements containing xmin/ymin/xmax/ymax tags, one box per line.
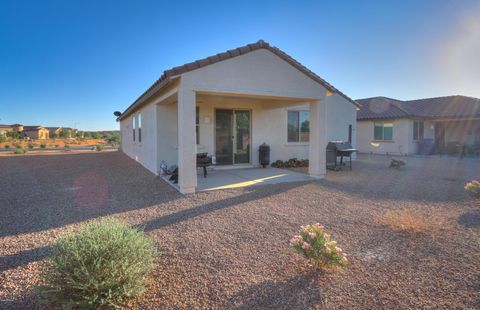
<box><xmin>215</xmin><ymin>109</ymin><xmax>251</xmax><ymax>165</ymax></box>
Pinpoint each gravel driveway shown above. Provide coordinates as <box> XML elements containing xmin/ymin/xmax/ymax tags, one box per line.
<box><xmin>1</xmin><ymin>151</ymin><xmax>479</xmax><ymax>309</ymax></box>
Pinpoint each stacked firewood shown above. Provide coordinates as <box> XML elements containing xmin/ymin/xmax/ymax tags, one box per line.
<box><xmin>271</xmin><ymin>158</ymin><xmax>309</xmax><ymax>168</ymax></box>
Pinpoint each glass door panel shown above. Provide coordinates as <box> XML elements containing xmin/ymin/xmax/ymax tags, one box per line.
<box><xmin>234</xmin><ymin>110</ymin><xmax>250</xmax><ymax>164</ymax></box>
<box><xmin>215</xmin><ymin>109</ymin><xmax>233</xmax><ymax>165</ymax></box>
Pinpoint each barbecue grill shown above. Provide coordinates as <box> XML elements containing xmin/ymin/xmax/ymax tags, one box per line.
<box><xmin>197</xmin><ymin>152</ymin><xmax>212</xmax><ymax>178</ymax></box>
<box><xmin>326</xmin><ymin>141</ymin><xmax>357</xmax><ymax>171</ymax></box>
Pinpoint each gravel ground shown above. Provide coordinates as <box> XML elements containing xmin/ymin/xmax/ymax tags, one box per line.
<box><xmin>0</xmin><ymin>152</ymin><xmax>479</xmax><ymax>309</ymax></box>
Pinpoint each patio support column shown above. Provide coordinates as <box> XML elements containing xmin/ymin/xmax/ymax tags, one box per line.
<box><xmin>308</xmin><ymin>99</ymin><xmax>327</xmax><ymax>178</ymax></box>
<box><xmin>177</xmin><ymin>84</ymin><xmax>197</xmax><ymax>194</ymax></box>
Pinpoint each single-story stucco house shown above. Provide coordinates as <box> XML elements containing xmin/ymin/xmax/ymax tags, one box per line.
<box><xmin>46</xmin><ymin>127</ymin><xmax>63</xmax><ymax>137</ymax></box>
<box><xmin>0</xmin><ymin>125</ymin><xmax>13</xmax><ymax>136</ymax></box>
<box><xmin>117</xmin><ymin>40</ymin><xmax>359</xmax><ymax>193</ymax></box>
<box><xmin>356</xmin><ymin>96</ymin><xmax>480</xmax><ymax>155</ymax></box>
<box><xmin>23</xmin><ymin>125</ymin><xmax>49</xmax><ymax>140</ymax></box>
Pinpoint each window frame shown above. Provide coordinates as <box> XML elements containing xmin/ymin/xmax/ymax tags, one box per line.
<box><xmin>138</xmin><ymin>113</ymin><xmax>142</xmax><ymax>143</ymax></box>
<box><xmin>132</xmin><ymin>116</ymin><xmax>135</xmax><ymax>142</ymax></box>
<box><xmin>196</xmin><ymin>106</ymin><xmax>200</xmax><ymax>145</ymax></box>
<box><xmin>413</xmin><ymin>120</ymin><xmax>424</xmax><ymax>141</ymax></box>
<box><xmin>287</xmin><ymin>110</ymin><xmax>310</xmax><ymax>143</ymax></box>
<box><xmin>373</xmin><ymin>122</ymin><xmax>394</xmax><ymax>141</ymax></box>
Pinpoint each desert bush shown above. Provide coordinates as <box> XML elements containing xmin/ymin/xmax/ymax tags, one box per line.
<box><xmin>95</xmin><ymin>144</ymin><xmax>105</xmax><ymax>151</ymax></box>
<box><xmin>39</xmin><ymin>218</ymin><xmax>158</xmax><ymax>309</ymax></box>
<box><xmin>0</xmin><ymin>135</ymin><xmax>6</xmax><ymax>143</ymax></box>
<box><xmin>14</xmin><ymin>143</ymin><xmax>21</xmax><ymax>149</ymax></box>
<box><xmin>40</xmin><ymin>143</ymin><xmax>46</xmax><ymax>148</ymax></box>
<box><xmin>382</xmin><ymin>208</ymin><xmax>448</xmax><ymax>233</ymax></box>
<box><xmin>106</xmin><ymin>132</ymin><xmax>120</xmax><ymax>145</ymax></box>
<box><xmin>4</xmin><ymin>144</ymin><xmax>10</xmax><ymax>149</ymax></box>
<box><xmin>465</xmin><ymin>180</ymin><xmax>480</xmax><ymax>200</ymax></box>
<box><xmin>28</xmin><ymin>143</ymin><xmax>34</xmax><ymax>149</ymax></box>
<box><xmin>290</xmin><ymin>223</ymin><xmax>348</xmax><ymax>268</ymax></box>
<box><xmin>14</xmin><ymin>148</ymin><xmax>27</xmax><ymax>154</ymax></box>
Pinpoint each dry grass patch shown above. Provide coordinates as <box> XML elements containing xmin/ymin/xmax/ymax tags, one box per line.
<box><xmin>381</xmin><ymin>208</ymin><xmax>451</xmax><ymax>234</ymax></box>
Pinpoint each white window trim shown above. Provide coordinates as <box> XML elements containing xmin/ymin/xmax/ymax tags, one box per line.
<box><xmin>286</xmin><ymin>109</ymin><xmax>310</xmax><ymax>144</ymax></box>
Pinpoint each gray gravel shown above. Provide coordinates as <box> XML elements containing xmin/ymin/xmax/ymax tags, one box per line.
<box><xmin>1</xmin><ymin>152</ymin><xmax>479</xmax><ymax>309</ymax></box>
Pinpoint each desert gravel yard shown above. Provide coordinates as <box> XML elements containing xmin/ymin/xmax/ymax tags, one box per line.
<box><xmin>1</xmin><ymin>151</ymin><xmax>479</xmax><ymax>309</ymax></box>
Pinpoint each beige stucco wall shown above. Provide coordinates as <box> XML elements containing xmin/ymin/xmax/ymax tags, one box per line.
<box><xmin>120</xmin><ymin>102</ymin><xmax>158</xmax><ymax>173</ymax></box>
<box><xmin>24</xmin><ymin>128</ymin><xmax>49</xmax><ymax>140</ymax></box>
<box><xmin>194</xmin><ymin>97</ymin><xmax>311</xmax><ymax>166</ymax></box>
<box><xmin>357</xmin><ymin>119</ymin><xmax>411</xmax><ymax>155</ymax></box>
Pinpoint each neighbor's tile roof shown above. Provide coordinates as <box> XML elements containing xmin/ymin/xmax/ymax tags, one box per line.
<box><xmin>357</xmin><ymin>95</ymin><xmax>480</xmax><ymax>120</ymax></box>
<box><xmin>400</xmin><ymin>96</ymin><xmax>480</xmax><ymax>119</ymax></box>
<box><xmin>119</xmin><ymin>40</ymin><xmax>359</xmax><ymax>120</ymax></box>
<box><xmin>23</xmin><ymin>126</ymin><xmax>44</xmax><ymax>131</ymax></box>
<box><xmin>356</xmin><ymin>97</ymin><xmax>410</xmax><ymax>120</ymax></box>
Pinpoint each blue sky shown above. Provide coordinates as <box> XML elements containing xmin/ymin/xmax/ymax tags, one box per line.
<box><xmin>1</xmin><ymin>0</ymin><xmax>479</xmax><ymax>131</ymax></box>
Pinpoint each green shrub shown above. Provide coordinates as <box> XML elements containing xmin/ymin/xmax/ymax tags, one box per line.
<box><xmin>95</xmin><ymin>144</ymin><xmax>105</xmax><ymax>151</ymax></box>
<box><xmin>14</xmin><ymin>143</ymin><xmax>21</xmax><ymax>149</ymax></box>
<box><xmin>0</xmin><ymin>135</ymin><xmax>6</xmax><ymax>143</ymax></box>
<box><xmin>14</xmin><ymin>148</ymin><xmax>27</xmax><ymax>154</ymax></box>
<box><xmin>40</xmin><ymin>143</ymin><xmax>46</xmax><ymax>149</ymax></box>
<box><xmin>465</xmin><ymin>180</ymin><xmax>480</xmax><ymax>200</ymax></box>
<box><xmin>28</xmin><ymin>143</ymin><xmax>34</xmax><ymax>149</ymax></box>
<box><xmin>290</xmin><ymin>223</ymin><xmax>348</xmax><ymax>268</ymax></box>
<box><xmin>39</xmin><ymin>218</ymin><xmax>158</xmax><ymax>308</ymax></box>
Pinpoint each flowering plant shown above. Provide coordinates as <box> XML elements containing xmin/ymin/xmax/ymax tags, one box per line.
<box><xmin>290</xmin><ymin>223</ymin><xmax>348</xmax><ymax>268</ymax></box>
<box><xmin>465</xmin><ymin>180</ymin><xmax>480</xmax><ymax>200</ymax></box>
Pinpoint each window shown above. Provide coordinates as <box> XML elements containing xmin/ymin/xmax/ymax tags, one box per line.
<box><xmin>413</xmin><ymin>120</ymin><xmax>424</xmax><ymax>141</ymax></box>
<box><xmin>132</xmin><ymin>116</ymin><xmax>135</xmax><ymax>141</ymax></box>
<box><xmin>196</xmin><ymin>107</ymin><xmax>199</xmax><ymax>144</ymax></box>
<box><xmin>287</xmin><ymin>111</ymin><xmax>310</xmax><ymax>142</ymax></box>
<box><xmin>374</xmin><ymin>122</ymin><xmax>393</xmax><ymax>141</ymax></box>
<box><xmin>138</xmin><ymin>113</ymin><xmax>142</xmax><ymax>143</ymax></box>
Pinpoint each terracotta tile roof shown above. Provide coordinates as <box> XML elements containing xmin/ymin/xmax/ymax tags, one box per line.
<box><xmin>357</xmin><ymin>95</ymin><xmax>480</xmax><ymax>120</ymax></box>
<box><xmin>119</xmin><ymin>40</ymin><xmax>359</xmax><ymax>120</ymax></box>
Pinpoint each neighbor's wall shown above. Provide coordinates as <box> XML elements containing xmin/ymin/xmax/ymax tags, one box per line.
<box><xmin>120</xmin><ymin>102</ymin><xmax>158</xmax><ymax>174</ymax></box>
<box><xmin>444</xmin><ymin>119</ymin><xmax>480</xmax><ymax>145</ymax></box>
<box><xmin>356</xmin><ymin>119</ymin><xmax>412</xmax><ymax>155</ymax></box>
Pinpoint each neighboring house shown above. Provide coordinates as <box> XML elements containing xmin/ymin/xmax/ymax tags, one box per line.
<box><xmin>356</xmin><ymin>96</ymin><xmax>480</xmax><ymax>155</ymax></box>
<box><xmin>62</xmin><ymin>128</ymin><xmax>78</xmax><ymax>138</ymax></box>
<box><xmin>46</xmin><ymin>127</ymin><xmax>62</xmax><ymax>137</ymax></box>
<box><xmin>10</xmin><ymin>124</ymin><xmax>24</xmax><ymax>132</ymax></box>
<box><xmin>0</xmin><ymin>125</ymin><xmax>13</xmax><ymax>136</ymax></box>
<box><xmin>117</xmin><ymin>40</ymin><xmax>359</xmax><ymax>193</ymax></box>
<box><xmin>23</xmin><ymin>126</ymin><xmax>50</xmax><ymax>140</ymax></box>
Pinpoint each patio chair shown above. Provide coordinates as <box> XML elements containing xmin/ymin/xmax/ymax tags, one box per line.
<box><xmin>197</xmin><ymin>153</ymin><xmax>212</xmax><ymax>178</ymax></box>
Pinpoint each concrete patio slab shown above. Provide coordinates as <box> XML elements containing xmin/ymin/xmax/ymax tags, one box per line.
<box><xmin>196</xmin><ymin>167</ymin><xmax>313</xmax><ymax>191</ymax></box>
